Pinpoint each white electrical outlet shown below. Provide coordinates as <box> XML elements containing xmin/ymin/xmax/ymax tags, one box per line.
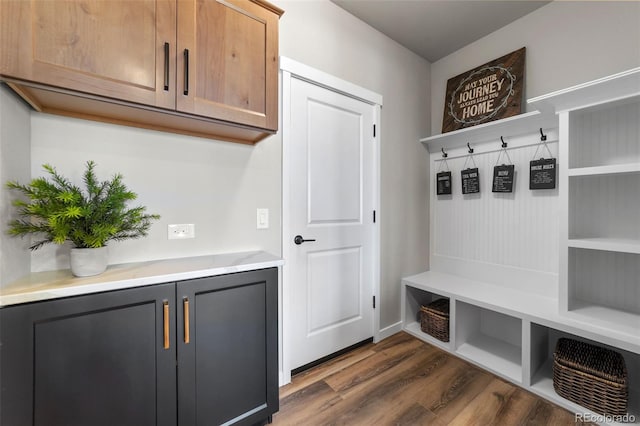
<box><xmin>168</xmin><ymin>224</ymin><xmax>195</xmax><ymax>239</ymax></box>
<box><xmin>257</xmin><ymin>208</ymin><xmax>269</xmax><ymax>229</ymax></box>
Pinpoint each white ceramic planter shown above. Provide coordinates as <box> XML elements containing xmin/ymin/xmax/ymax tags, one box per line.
<box><xmin>70</xmin><ymin>246</ymin><xmax>109</xmax><ymax>277</ymax></box>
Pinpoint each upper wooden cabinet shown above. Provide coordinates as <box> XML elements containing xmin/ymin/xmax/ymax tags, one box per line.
<box><xmin>0</xmin><ymin>0</ymin><xmax>283</xmax><ymax>144</ymax></box>
<box><xmin>0</xmin><ymin>0</ymin><xmax>177</xmax><ymax>109</ymax></box>
<box><xmin>177</xmin><ymin>0</ymin><xmax>280</xmax><ymax>131</ymax></box>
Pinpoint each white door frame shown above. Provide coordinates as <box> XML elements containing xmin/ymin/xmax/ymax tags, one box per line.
<box><xmin>280</xmin><ymin>57</ymin><xmax>382</xmax><ymax>386</ymax></box>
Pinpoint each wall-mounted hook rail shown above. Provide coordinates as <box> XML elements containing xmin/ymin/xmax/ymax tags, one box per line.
<box><xmin>539</xmin><ymin>128</ymin><xmax>547</xmax><ymax>141</ymax></box>
<box><xmin>500</xmin><ymin>136</ymin><xmax>507</xmax><ymax>148</ymax></box>
<box><xmin>441</xmin><ymin>147</ymin><xmax>448</xmax><ymax>158</ymax></box>
<box><xmin>467</xmin><ymin>142</ymin><xmax>474</xmax><ymax>154</ymax></box>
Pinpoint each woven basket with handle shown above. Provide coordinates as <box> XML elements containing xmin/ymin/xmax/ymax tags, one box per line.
<box><xmin>553</xmin><ymin>337</ymin><xmax>628</xmax><ymax>416</ymax></box>
<box><xmin>419</xmin><ymin>298</ymin><xmax>449</xmax><ymax>342</ymax></box>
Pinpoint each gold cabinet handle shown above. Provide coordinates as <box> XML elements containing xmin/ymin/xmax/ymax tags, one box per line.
<box><xmin>183</xmin><ymin>297</ymin><xmax>190</xmax><ymax>344</ymax></box>
<box><xmin>163</xmin><ymin>301</ymin><xmax>170</xmax><ymax>350</ymax></box>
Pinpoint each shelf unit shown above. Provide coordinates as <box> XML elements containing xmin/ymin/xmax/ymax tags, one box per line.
<box><xmin>420</xmin><ymin>110</ymin><xmax>558</xmax><ymax>153</ymax></box>
<box><xmin>404</xmin><ymin>68</ymin><xmax>640</xmax><ymax>425</ymax></box>
<box><xmin>404</xmin><ymin>274</ymin><xmax>640</xmax><ymax>425</ymax></box>
<box><xmin>456</xmin><ymin>301</ymin><xmax>522</xmax><ymax>383</ymax></box>
<box><xmin>529</xmin><ymin>68</ymin><xmax>640</xmax><ymax>328</ymax></box>
<box><xmin>403</xmin><ymin>286</ymin><xmax>452</xmax><ymax>352</ymax></box>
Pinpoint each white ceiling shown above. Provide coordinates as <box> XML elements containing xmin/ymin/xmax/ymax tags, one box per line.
<box><xmin>331</xmin><ymin>0</ymin><xmax>550</xmax><ymax>62</ymax></box>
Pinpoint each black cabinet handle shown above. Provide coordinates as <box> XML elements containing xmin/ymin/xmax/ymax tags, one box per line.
<box><xmin>183</xmin><ymin>48</ymin><xmax>189</xmax><ymax>96</ymax></box>
<box><xmin>163</xmin><ymin>42</ymin><xmax>169</xmax><ymax>91</ymax></box>
<box><xmin>294</xmin><ymin>235</ymin><xmax>316</xmax><ymax>245</ymax></box>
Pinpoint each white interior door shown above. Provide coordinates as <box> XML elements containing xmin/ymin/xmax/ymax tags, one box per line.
<box><xmin>288</xmin><ymin>76</ymin><xmax>376</xmax><ymax>370</ymax></box>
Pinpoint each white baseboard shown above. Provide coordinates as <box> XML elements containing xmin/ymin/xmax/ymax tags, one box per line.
<box><xmin>279</xmin><ymin>370</ymin><xmax>289</xmax><ymax>387</ymax></box>
<box><xmin>377</xmin><ymin>321</ymin><xmax>403</xmax><ymax>341</ymax></box>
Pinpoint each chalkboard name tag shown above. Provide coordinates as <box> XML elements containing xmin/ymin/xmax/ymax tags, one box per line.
<box><xmin>461</xmin><ymin>167</ymin><xmax>480</xmax><ymax>194</ymax></box>
<box><xmin>492</xmin><ymin>164</ymin><xmax>515</xmax><ymax>193</ymax></box>
<box><xmin>437</xmin><ymin>171</ymin><xmax>452</xmax><ymax>195</ymax></box>
<box><xmin>530</xmin><ymin>158</ymin><xmax>556</xmax><ymax>190</ymax></box>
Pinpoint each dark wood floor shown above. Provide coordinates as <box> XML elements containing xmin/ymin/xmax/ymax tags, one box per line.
<box><xmin>273</xmin><ymin>332</ymin><xmax>593</xmax><ymax>425</ymax></box>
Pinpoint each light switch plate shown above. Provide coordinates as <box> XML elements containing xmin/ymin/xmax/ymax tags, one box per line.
<box><xmin>257</xmin><ymin>208</ymin><xmax>269</xmax><ymax>229</ymax></box>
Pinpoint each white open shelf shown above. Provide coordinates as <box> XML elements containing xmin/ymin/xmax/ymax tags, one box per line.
<box><xmin>455</xmin><ymin>300</ymin><xmax>523</xmax><ymax>384</ymax></box>
<box><xmin>420</xmin><ymin>110</ymin><xmax>557</xmax><ymax>152</ymax></box>
<box><xmin>566</xmin><ymin>300</ymin><xmax>640</xmax><ymax>339</ymax></box>
<box><xmin>569</xmin><ymin>173</ymin><xmax>640</xmax><ymax>242</ymax></box>
<box><xmin>568</xmin><ymin>248</ymin><xmax>640</xmax><ymax>321</ymax></box>
<box><xmin>402</xmin><ymin>286</ymin><xmax>452</xmax><ymax>352</ymax></box>
<box><xmin>567</xmin><ymin>95</ymin><xmax>640</xmax><ymax>170</ymax></box>
<box><xmin>568</xmin><ymin>238</ymin><xmax>640</xmax><ymax>255</ymax></box>
<box><xmin>456</xmin><ymin>333</ymin><xmax>522</xmax><ymax>383</ymax></box>
<box><xmin>568</xmin><ymin>163</ymin><xmax>640</xmax><ymax>177</ymax></box>
<box><xmin>528</xmin><ymin>67</ymin><xmax>640</xmax><ymax>115</ymax></box>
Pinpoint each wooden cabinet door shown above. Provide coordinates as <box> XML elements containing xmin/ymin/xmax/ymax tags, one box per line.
<box><xmin>0</xmin><ymin>0</ymin><xmax>176</xmax><ymax>109</ymax></box>
<box><xmin>0</xmin><ymin>284</ymin><xmax>177</xmax><ymax>426</ymax></box>
<box><xmin>177</xmin><ymin>268</ymin><xmax>279</xmax><ymax>425</ymax></box>
<box><xmin>177</xmin><ymin>0</ymin><xmax>281</xmax><ymax>130</ymax></box>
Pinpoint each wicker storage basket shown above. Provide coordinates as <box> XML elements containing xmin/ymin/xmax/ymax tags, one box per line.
<box><xmin>419</xmin><ymin>298</ymin><xmax>449</xmax><ymax>342</ymax></box>
<box><xmin>553</xmin><ymin>338</ymin><xmax>628</xmax><ymax>416</ymax></box>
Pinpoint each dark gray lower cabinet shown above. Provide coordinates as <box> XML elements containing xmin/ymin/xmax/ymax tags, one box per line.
<box><xmin>0</xmin><ymin>268</ymin><xmax>278</xmax><ymax>426</ymax></box>
<box><xmin>177</xmin><ymin>268</ymin><xmax>279</xmax><ymax>426</ymax></box>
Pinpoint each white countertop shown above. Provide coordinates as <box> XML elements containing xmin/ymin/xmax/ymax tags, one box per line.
<box><xmin>0</xmin><ymin>251</ymin><xmax>283</xmax><ymax>307</ymax></box>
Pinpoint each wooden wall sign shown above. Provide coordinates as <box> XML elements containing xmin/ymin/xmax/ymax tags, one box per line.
<box><xmin>442</xmin><ymin>47</ymin><xmax>525</xmax><ymax>133</ymax></box>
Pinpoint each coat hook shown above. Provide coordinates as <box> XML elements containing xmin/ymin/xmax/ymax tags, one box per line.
<box><xmin>467</xmin><ymin>142</ymin><xmax>474</xmax><ymax>154</ymax></box>
<box><xmin>441</xmin><ymin>147</ymin><xmax>448</xmax><ymax>158</ymax></box>
<box><xmin>501</xmin><ymin>136</ymin><xmax>507</xmax><ymax>148</ymax></box>
<box><xmin>539</xmin><ymin>127</ymin><xmax>547</xmax><ymax>142</ymax></box>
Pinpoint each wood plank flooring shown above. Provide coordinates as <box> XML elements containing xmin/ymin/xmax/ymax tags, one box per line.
<box><xmin>273</xmin><ymin>332</ymin><xmax>594</xmax><ymax>425</ymax></box>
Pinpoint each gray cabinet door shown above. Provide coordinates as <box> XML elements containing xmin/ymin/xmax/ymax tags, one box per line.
<box><xmin>0</xmin><ymin>283</ymin><xmax>177</xmax><ymax>426</ymax></box>
<box><xmin>177</xmin><ymin>268</ymin><xmax>278</xmax><ymax>426</ymax></box>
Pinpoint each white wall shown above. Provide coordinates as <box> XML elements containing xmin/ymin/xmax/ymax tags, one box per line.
<box><xmin>431</xmin><ymin>1</ymin><xmax>640</xmax><ymax>134</ymax></box>
<box><xmin>30</xmin><ymin>115</ymin><xmax>282</xmax><ymax>272</ymax></box>
<box><xmin>275</xmin><ymin>0</ymin><xmax>431</xmax><ymax>329</ymax></box>
<box><xmin>0</xmin><ymin>86</ymin><xmax>31</xmax><ymax>286</ymax></box>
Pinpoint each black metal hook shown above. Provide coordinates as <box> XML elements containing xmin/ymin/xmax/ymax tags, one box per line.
<box><xmin>539</xmin><ymin>127</ymin><xmax>547</xmax><ymax>142</ymax></box>
<box><xmin>441</xmin><ymin>147</ymin><xmax>448</xmax><ymax>158</ymax></box>
<box><xmin>500</xmin><ymin>136</ymin><xmax>507</xmax><ymax>148</ymax></box>
<box><xmin>467</xmin><ymin>142</ymin><xmax>474</xmax><ymax>154</ymax></box>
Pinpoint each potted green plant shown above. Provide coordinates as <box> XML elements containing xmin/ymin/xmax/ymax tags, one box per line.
<box><xmin>6</xmin><ymin>161</ymin><xmax>160</xmax><ymax>277</ymax></box>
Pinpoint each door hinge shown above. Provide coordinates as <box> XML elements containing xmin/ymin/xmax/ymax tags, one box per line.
<box><xmin>373</xmin><ymin>210</ymin><xmax>376</xmax><ymax>223</ymax></box>
<box><xmin>373</xmin><ymin>124</ymin><xmax>376</xmax><ymax>138</ymax></box>
<box><xmin>373</xmin><ymin>295</ymin><xmax>376</xmax><ymax>309</ymax></box>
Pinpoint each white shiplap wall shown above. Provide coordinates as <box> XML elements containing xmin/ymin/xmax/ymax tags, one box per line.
<box><xmin>570</xmin><ymin>100</ymin><xmax>640</xmax><ymax>168</ymax></box>
<box><xmin>431</xmin><ymin>131</ymin><xmax>560</xmax><ymax>276</ymax></box>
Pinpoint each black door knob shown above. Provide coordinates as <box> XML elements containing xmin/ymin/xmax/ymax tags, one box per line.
<box><xmin>294</xmin><ymin>235</ymin><xmax>316</xmax><ymax>245</ymax></box>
